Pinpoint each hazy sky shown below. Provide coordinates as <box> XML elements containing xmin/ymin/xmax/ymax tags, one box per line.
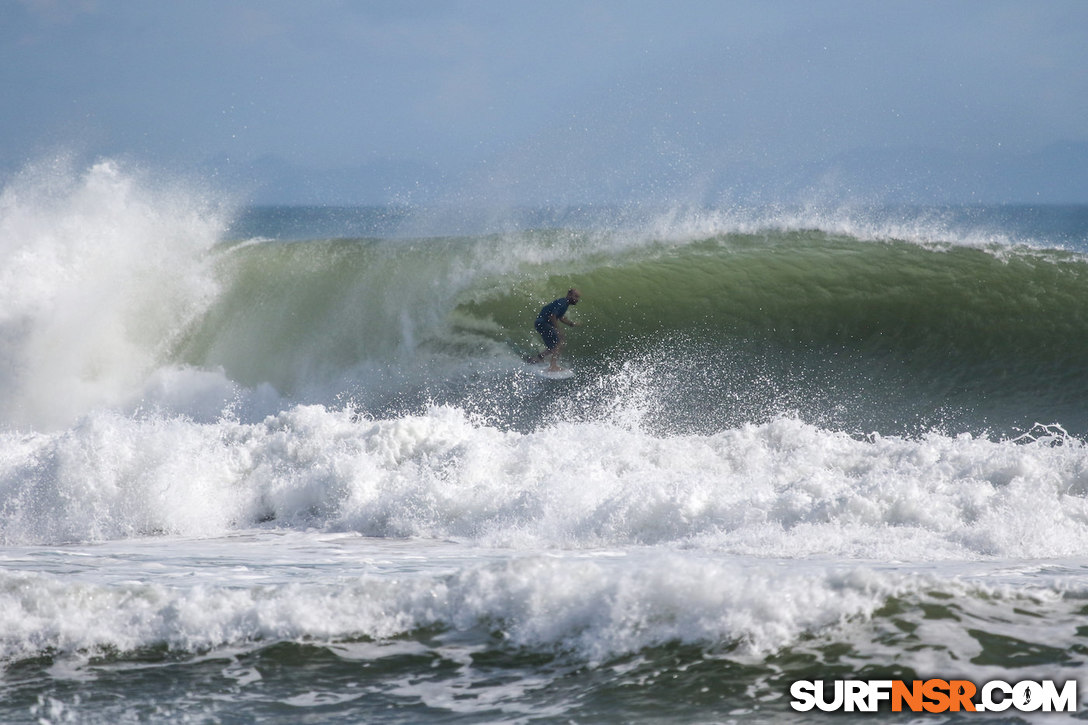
<box><xmin>3</xmin><ymin>0</ymin><xmax>1087</xmax><ymax>203</ymax></box>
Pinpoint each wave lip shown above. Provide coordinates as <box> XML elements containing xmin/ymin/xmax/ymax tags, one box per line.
<box><xmin>3</xmin><ymin>157</ymin><xmax>1087</xmax><ymax>437</ymax></box>
<box><xmin>187</xmin><ymin>215</ymin><xmax>1088</xmax><ymax>436</ymax></box>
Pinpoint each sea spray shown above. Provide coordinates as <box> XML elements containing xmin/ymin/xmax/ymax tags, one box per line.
<box><xmin>0</xmin><ymin>157</ymin><xmax>225</xmax><ymax>429</ymax></box>
<box><xmin>5</xmin><ymin>159</ymin><xmax>1086</xmax><ymax>436</ymax></box>
<box><xmin>192</xmin><ymin>215</ymin><xmax>1088</xmax><ymax>436</ymax></box>
<box><xmin>3</xmin><ymin>161</ymin><xmax>1088</xmax><ymax>722</ymax></box>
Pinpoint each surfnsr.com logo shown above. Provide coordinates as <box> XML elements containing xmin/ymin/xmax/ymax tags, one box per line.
<box><xmin>790</xmin><ymin>679</ymin><xmax>1078</xmax><ymax>713</ymax></box>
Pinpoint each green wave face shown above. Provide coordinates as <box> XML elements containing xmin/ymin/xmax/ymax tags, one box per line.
<box><xmin>467</xmin><ymin>231</ymin><xmax>1088</xmax><ymax>365</ymax></box>
<box><xmin>176</xmin><ymin>229</ymin><xmax>1088</xmax><ymax>437</ymax></box>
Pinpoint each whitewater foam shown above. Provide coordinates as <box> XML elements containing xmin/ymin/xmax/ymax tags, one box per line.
<box><xmin>0</xmin><ymin>545</ymin><xmax>950</xmax><ymax>664</ymax></box>
<box><xmin>6</xmin><ymin>158</ymin><xmax>1084</xmax><ymax>438</ymax></box>
<box><xmin>639</xmin><ymin>202</ymin><xmax>1062</xmax><ymax>253</ymax></box>
<box><xmin>0</xmin><ymin>157</ymin><xmax>225</xmax><ymax>429</ymax></box>
<box><xmin>2</xmin><ymin>163</ymin><xmax>1088</xmax><ymax>721</ymax></box>
<box><xmin>5</xmin><ymin>532</ymin><xmax>1087</xmax><ymax>680</ymax></box>
<box><xmin>3</xmin><ymin>402</ymin><xmax>1088</xmax><ymax>563</ymax></box>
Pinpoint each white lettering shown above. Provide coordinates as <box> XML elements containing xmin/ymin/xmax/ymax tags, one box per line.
<box><xmin>790</xmin><ymin>681</ymin><xmax>816</xmax><ymax>712</ymax></box>
<box><xmin>1041</xmin><ymin>680</ymin><xmax>1077</xmax><ymax>713</ymax></box>
<box><xmin>815</xmin><ymin>680</ymin><xmax>844</xmax><ymax>712</ymax></box>
<box><xmin>867</xmin><ymin>680</ymin><xmax>893</xmax><ymax>711</ymax></box>
<box><xmin>844</xmin><ymin>680</ymin><xmax>868</xmax><ymax>712</ymax></box>
<box><xmin>790</xmin><ymin>677</ymin><xmax>1078</xmax><ymax>714</ymax></box>
<box><xmin>980</xmin><ymin>680</ymin><xmax>1012</xmax><ymax>712</ymax></box>
<box><xmin>1013</xmin><ymin>681</ymin><xmax>1043</xmax><ymax>712</ymax></box>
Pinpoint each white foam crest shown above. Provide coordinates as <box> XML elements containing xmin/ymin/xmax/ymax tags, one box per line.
<box><xmin>10</xmin><ymin>545</ymin><xmax>1085</xmax><ymax>672</ymax></box>
<box><xmin>4</xmin><ymin>404</ymin><xmax>1088</xmax><ymax>560</ymax></box>
<box><xmin>640</xmin><ymin>203</ymin><xmax>1062</xmax><ymax>254</ymax></box>
<box><xmin>0</xmin><ymin>554</ymin><xmax>923</xmax><ymax>665</ymax></box>
<box><xmin>0</xmin><ymin>156</ymin><xmax>225</xmax><ymax>429</ymax></box>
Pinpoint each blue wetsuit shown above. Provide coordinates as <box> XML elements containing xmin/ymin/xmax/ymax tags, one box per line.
<box><xmin>535</xmin><ymin>297</ymin><xmax>570</xmax><ymax>350</ymax></box>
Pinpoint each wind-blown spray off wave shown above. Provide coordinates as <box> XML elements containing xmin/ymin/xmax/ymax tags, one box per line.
<box><xmin>3</xmin><ymin>159</ymin><xmax>1088</xmax><ymax>722</ymax></box>
<box><xmin>2</xmin><ymin>160</ymin><xmax>1088</xmax><ymax>542</ymax></box>
<box><xmin>4</xmin><ymin>159</ymin><xmax>1088</xmax><ymax>436</ymax></box>
<box><xmin>0</xmin><ymin>157</ymin><xmax>225</xmax><ymax>429</ymax></box>
<box><xmin>170</xmin><ymin>208</ymin><xmax>1088</xmax><ymax>437</ymax></box>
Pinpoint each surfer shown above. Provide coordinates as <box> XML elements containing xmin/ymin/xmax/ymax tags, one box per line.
<box><xmin>529</xmin><ymin>288</ymin><xmax>581</xmax><ymax>372</ymax></box>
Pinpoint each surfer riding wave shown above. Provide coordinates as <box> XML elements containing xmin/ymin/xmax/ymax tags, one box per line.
<box><xmin>528</xmin><ymin>288</ymin><xmax>581</xmax><ymax>372</ymax></box>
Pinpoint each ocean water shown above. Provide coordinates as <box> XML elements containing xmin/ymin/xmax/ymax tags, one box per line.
<box><xmin>3</xmin><ymin>159</ymin><xmax>1088</xmax><ymax>722</ymax></box>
